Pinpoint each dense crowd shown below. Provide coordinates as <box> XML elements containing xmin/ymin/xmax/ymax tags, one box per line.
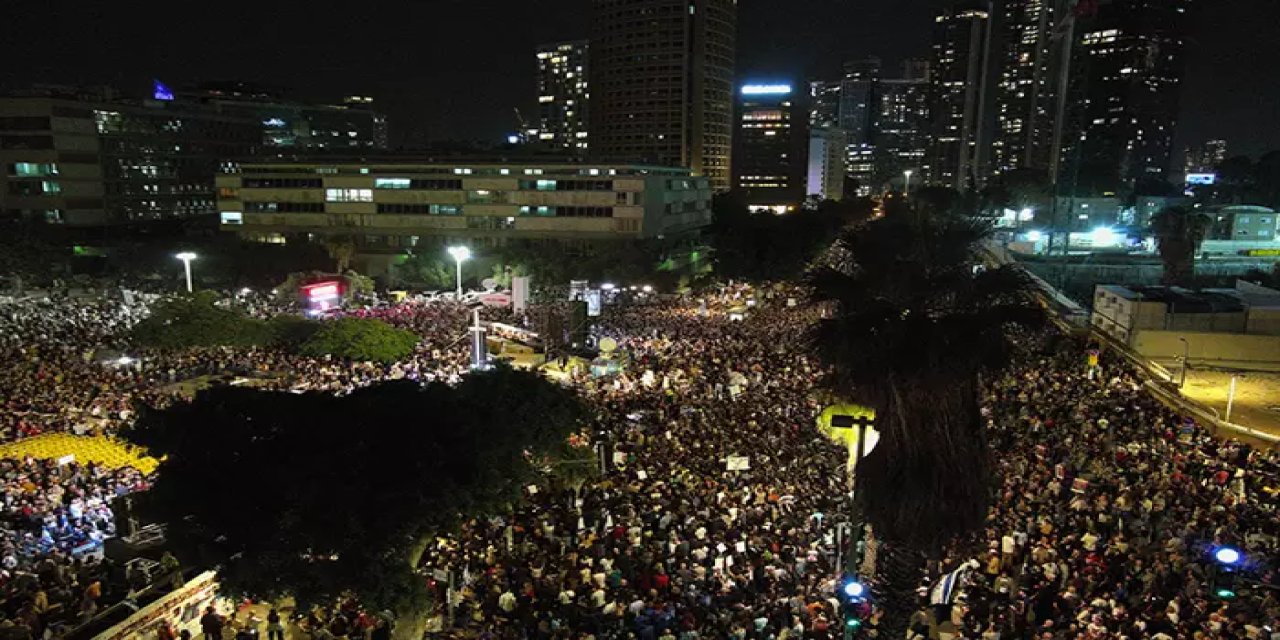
<box><xmin>2</xmin><ymin>281</ymin><xmax>1280</xmax><ymax>639</ymax></box>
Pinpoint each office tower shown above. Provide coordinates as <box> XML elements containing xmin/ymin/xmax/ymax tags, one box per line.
<box><xmin>992</xmin><ymin>0</ymin><xmax>1065</xmax><ymax>176</ymax></box>
<box><xmin>1184</xmin><ymin>139</ymin><xmax>1228</xmax><ymax>175</ymax></box>
<box><xmin>927</xmin><ymin>1</ymin><xmax>993</xmax><ymax>189</ymax></box>
<box><xmin>1060</xmin><ymin>0</ymin><xmax>1189</xmax><ymax>194</ymax></box>
<box><xmin>589</xmin><ymin>0</ymin><xmax>738</xmax><ymax>191</ymax></box>
<box><xmin>875</xmin><ymin>73</ymin><xmax>931</xmax><ymax>187</ymax></box>
<box><xmin>901</xmin><ymin>58</ymin><xmax>932</xmax><ymax>82</ymax></box>
<box><xmin>839</xmin><ymin>58</ymin><xmax>881</xmax><ymax>145</ymax></box>
<box><xmin>809</xmin><ymin>80</ymin><xmax>843</xmax><ymax>129</ymax></box>
<box><xmin>536</xmin><ymin>40</ymin><xmax>590</xmax><ymax>153</ymax></box>
<box><xmin>733</xmin><ymin>83</ymin><xmax>809</xmax><ymax>212</ymax></box>
<box><xmin>808</xmin><ymin>128</ymin><xmax>847</xmax><ymax>202</ymax></box>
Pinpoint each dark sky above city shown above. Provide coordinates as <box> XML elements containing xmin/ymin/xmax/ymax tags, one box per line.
<box><xmin>2</xmin><ymin>0</ymin><xmax>1277</xmax><ymax>158</ymax></box>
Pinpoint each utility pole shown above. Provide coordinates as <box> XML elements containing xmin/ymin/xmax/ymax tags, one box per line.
<box><xmin>830</xmin><ymin>413</ymin><xmax>876</xmax><ymax>638</ymax></box>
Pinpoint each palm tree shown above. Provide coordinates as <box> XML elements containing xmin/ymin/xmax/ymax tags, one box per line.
<box><xmin>808</xmin><ymin>211</ymin><xmax>1042</xmax><ymax>636</ymax></box>
<box><xmin>1150</xmin><ymin>206</ymin><xmax>1212</xmax><ymax>287</ymax></box>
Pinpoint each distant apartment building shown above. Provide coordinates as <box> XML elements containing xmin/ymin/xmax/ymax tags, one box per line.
<box><xmin>733</xmin><ymin>84</ymin><xmax>809</xmax><ymax>212</ymax></box>
<box><xmin>875</xmin><ymin>64</ymin><xmax>930</xmax><ymax>188</ymax></box>
<box><xmin>807</xmin><ymin>128</ymin><xmax>847</xmax><ymax>202</ymax></box>
<box><xmin>589</xmin><ymin>0</ymin><xmax>738</xmax><ymax>191</ymax></box>
<box><xmin>536</xmin><ymin>41</ymin><xmax>590</xmax><ymax>153</ymax></box>
<box><xmin>991</xmin><ymin>0</ymin><xmax>1064</xmax><ymax>177</ymax></box>
<box><xmin>0</xmin><ymin>84</ymin><xmax>387</xmax><ymax>226</ymax></box>
<box><xmin>216</xmin><ymin>160</ymin><xmax>712</xmax><ymax>271</ymax></box>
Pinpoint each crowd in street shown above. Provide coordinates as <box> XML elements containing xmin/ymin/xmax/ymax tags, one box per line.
<box><xmin>2</xmin><ymin>281</ymin><xmax>1280</xmax><ymax>638</ymax></box>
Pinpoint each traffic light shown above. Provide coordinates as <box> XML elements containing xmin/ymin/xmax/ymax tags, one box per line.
<box><xmin>838</xmin><ymin>575</ymin><xmax>869</xmax><ymax>636</ymax></box>
<box><xmin>1210</xmin><ymin>546</ymin><xmax>1243</xmax><ymax>600</ymax></box>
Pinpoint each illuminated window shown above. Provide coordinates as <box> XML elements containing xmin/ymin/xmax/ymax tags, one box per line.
<box><xmin>375</xmin><ymin>177</ymin><xmax>411</xmax><ymax>189</ymax></box>
<box><xmin>325</xmin><ymin>188</ymin><xmax>372</xmax><ymax>202</ymax></box>
<box><xmin>220</xmin><ymin>211</ymin><xmax>244</xmax><ymax>225</ymax></box>
<box><xmin>9</xmin><ymin>162</ymin><xmax>58</xmax><ymax>177</ymax></box>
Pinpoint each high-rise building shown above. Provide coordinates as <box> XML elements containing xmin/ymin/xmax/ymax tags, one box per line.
<box><xmin>1060</xmin><ymin>0</ymin><xmax>1189</xmax><ymax>194</ymax></box>
<box><xmin>992</xmin><ymin>0</ymin><xmax>1065</xmax><ymax>176</ymax></box>
<box><xmin>839</xmin><ymin>58</ymin><xmax>881</xmax><ymax>146</ymax></box>
<box><xmin>808</xmin><ymin>128</ymin><xmax>847</xmax><ymax>202</ymax></box>
<box><xmin>926</xmin><ymin>1</ymin><xmax>993</xmax><ymax>189</ymax></box>
<box><xmin>875</xmin><ymin>74</ymin><xmax>931</xmax><ymax>187</ymax></box>
<box><xmin>589</xmin><ymin>0</ymin><xmax>737</xmax><ymax>191</ymax></box>
<box><xmin>536</xmin><ymin>40</ymin><xmax>590</xmax><ymax>153</ymax></box>
<box><xmin>1184</xmin><ymin>139</ymin><xmax>1228</xmax><ymax>175</ymax></box>
<box><xmin>733</xmin><ymin>83</ymin><xmax>809</xmax><ymax>212</ymax></box>
<box><xmin>809</xmin><ymin>80</ymin><xmax>843</xmax><ymax>130</ymax></box>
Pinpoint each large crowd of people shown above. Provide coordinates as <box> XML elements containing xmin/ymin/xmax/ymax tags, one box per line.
<box><xmin>1</xmin><ymin>280</ymin><xmax>1279</xmax><ymax>638</ymax></box>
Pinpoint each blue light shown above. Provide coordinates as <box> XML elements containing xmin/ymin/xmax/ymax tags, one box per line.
<box><xmin>507</xmin><ymin>135</ymin><xmax>520</xmax><ymax>145</ymax></box>
<box><xmin>153</xmin><ymin>79</ymin><xmax>174</xmax><ymax>101</ymax></box>
<box><xmin>263</xmin><ymin>118</ymin><xmax>287</xmax><ymax>127</ymax></box>
<box><xmin>1214</xmin><ymin>547</ymin><xmax>1242</xmax><ymax>565</ymax></box>
<box><xmin>742</xmin><ymin>84</ymin><xmax>793</xmax><ymax>96</ymax></box>
<box><xmin>842</xmin><ymin>580</ymin><xmax>865</xmax><ymax>599</ymax></box>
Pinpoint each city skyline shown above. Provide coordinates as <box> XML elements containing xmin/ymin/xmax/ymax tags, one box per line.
<box><xmin>2</xmin><ymin>1</ymin><xmax>1277</xmax><ymax>159</ymax></box>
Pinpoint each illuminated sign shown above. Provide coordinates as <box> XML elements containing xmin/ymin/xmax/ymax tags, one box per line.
<box><xmin>304</xmin><ymin>283</ymin><xmax>341</xmax><ymax>301</ymax></box>
<box><xmin>152</xmin><ymin>79</ymin><xmax>175</xmax><ymax>101</ymax></box>
<box><xmin>742</xmin><ymin>84</ymin><xmax>793</xmax><ymax>96</ymax></box>
<box><xmin>1186</xmin><ymin>173</ymin><xmax>1217</xmax><ymax>185</ymax></box>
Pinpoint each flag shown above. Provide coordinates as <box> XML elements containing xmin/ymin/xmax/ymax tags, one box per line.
<box><xmin>929</xmin><ymin>560</ymin><xmax>979</xmax><ymax>606</ymax></box>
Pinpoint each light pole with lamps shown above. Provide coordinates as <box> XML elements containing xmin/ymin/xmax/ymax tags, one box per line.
<box><xmin>903</xmin><ymin>169</ymin><xmax>913</xmax><ymax>196</ymax></box>
<box><xmin>446</xmin><ymin>245</ymin><xmax>471</xmax><ymax>298</ymax></box>
<box><xmin>174</xmin><ymin>252</ymin><xmax>197</xmax><ymax>293</ymax></box>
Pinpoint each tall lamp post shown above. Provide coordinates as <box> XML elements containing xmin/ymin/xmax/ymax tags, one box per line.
<box><xmin>1178</xmin><ymin>337</ymin><xmax>1190</xmax><ymax>388</ymax></box>
<box><xmin>175</xmin><ymin>252</ymin><xmax>197</xmax><ymax>293</ymax></box>
<box><xmin>903</xmin><ymin>170</ymin><xmax>913</xmax><ymax>196</ymax></box>
<box><xmin>447</xmin><ymin>245</ymin><xmax>471</xmax><ymax>298</ymax></box>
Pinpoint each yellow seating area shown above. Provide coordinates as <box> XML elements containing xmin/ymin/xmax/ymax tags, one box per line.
<box><xmin>0</xmin><ymin>434</ymin><xmax>158</xmax><ymax>474</ymax></box>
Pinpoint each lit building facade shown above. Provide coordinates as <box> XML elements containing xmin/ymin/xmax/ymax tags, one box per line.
<box><xmin>808</xmin><ymin>128</ymin><xmax>847</xmax><ymax>202</ymax></box>
<box><xmin>0</xmin><ymin>92</ymin><xmax>260</xmax><ymax>226</ymax></box>
<box><xmin>216</xmin><ymin>161</ymin><xmax>712</xmax><ymax>270</ymax></box>
<box><xmin>184</xmin><ymin>82</ymin><xmax>388</xmax><ymax>150</ymax></box>
<box><xmin>875</xmin><ymin>76</ymin><xmax>931</xmax><ymax>187</ymax></box>
<box><xmin>927</xmin><ymin>1</ymin><xmax>992</xmax><ymax>189</ymax></box>
<box><xmin>536</xmin><ymin>40</ymin><xmax>590</xmax><ymax>153</ymax></box>
<box><xmin>809</xmin><ymin>80</ymin><xmax>843</xmax><ymax>130</ymax></box>
<box><xmin>589</xmin><ymin>0</ymin><xmax>737</xmax><ymax>191</ymax></box>
<box><xmin>733</xmin><ymin>84</ymin><xmax>809</xmax><ymax>212</ymax></box>
<box><xmin>992</xmin><ymin>0</ymin><xmax>1063</xmax><ymax>176</ymax></box>
<box><xmin>1061</xmin><ymin>0</ymin><xmax>1189</xmax><ymax>194</ymax></box>
<box><xmin>1184</xmin><ymin>139</ymin><xmax>1228</xmax><ymax>175</ymax></box>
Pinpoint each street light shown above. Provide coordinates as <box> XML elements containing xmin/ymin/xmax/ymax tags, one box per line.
<box><xmin>446</xmin><ymin>245</ymin><xmax>471</xmax><ymax>297</ymax></box>
<box><xmin>174</xmin><ymin>252</ymin><xmax>197</xmax><ymax>293</ymax></box>
<box><xmin>1178</xmin><ymin>337</ymin><xmax>1190</xmax><ymax>388</ymax></box>
<box><xmin>903</xmin><ymin>170</ymin><xmax>914</xmax><ymax>196</ymax></box>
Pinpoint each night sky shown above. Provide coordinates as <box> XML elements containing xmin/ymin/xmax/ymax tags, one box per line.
<box><xmin>2</xmin><ymin>0</ymin><xmax>1277</xmax><ymax>158</ymax></box>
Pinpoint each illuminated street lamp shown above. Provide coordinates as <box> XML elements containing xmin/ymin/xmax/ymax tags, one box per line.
<box><xmin>175</xmin><ymin>252</ymin><xmax>197</xmax><ymax>293</ymax></box>
<box><xmin>903</xmin><ymin>169</ymin><xmax>914</xmax><ymax>196</ymax></box>
<box><xmin>447</xmin><ymin>245</ymin><xmax>471</xmax><ymax>297</ymax></box>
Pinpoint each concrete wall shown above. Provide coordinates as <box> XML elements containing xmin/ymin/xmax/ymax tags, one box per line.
<box><xmin>1134</xmin><ymin>330</ymin><xmax>1280</xmax><ymax>372</ymax></box>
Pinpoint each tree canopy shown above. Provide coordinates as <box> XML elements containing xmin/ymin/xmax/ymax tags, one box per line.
<box><xmin>299</xmin><ymin>317</ymin><xmax>421</xmax><ymax>363</ymax></box>
<box><xmin>127</xmin><ymin>366</ymin><xmax>588</xmax><ymax>633</ymax></box>
<box><xmin>131</xmin><ymin>291</ymin><xmax>272</xmax><ymax>349</ymax></box>
<box><xmin>1150</xmin><ymin>206</ymin><xmax>1212</xmax><ymax>287</ymax></box>
<box><xmin>808</xmin><ymin>210</ymin><xmax>1042</xmax><ymax>636</ymax></box>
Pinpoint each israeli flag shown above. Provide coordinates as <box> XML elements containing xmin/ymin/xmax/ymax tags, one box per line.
<box><xmin>929</xmin><ymin>560</ymin><xmax>979</xmax><ymax>606</ymax></box>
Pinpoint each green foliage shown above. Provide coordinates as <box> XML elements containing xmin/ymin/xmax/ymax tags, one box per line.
<box><xmin>132</xmin><ymin>291</ymin><xmax>272</xmax><ymax>349</ymax></box>
<box><xmin>265</xmin><ymin>315</ymin><xmax>322</xmax><ymax>348</ymax></box>
<box><xmin>126</xmin><ymin>367</ymin><xmax>588</xmax><ymax>618</ymax></box>
<box><xmin>710</xmin><ymin>195</ymin><xmax>873</xmax><ymax>281</ymax></box>
<box><xmin>390</xmin><ymin>253</ymin><xmax>455</xmax><ymax>290</ymax></box>
<box><xmin>299</xmin><ymin>317</ymin><xmax>420</xmax><ymax>363</ymax></box>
